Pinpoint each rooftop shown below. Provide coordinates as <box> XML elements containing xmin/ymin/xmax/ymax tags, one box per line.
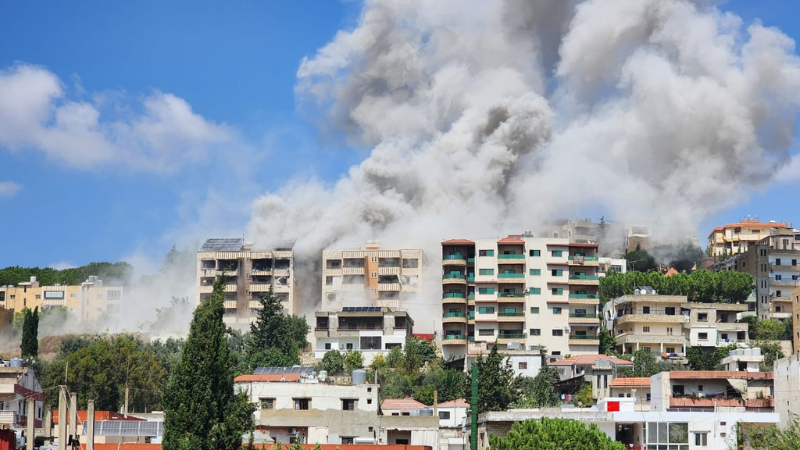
<box><xmin>708</xmin><ymin>220</ymin><xmax>788</xmax><ymax>238</ymax></box>
<box><xmin>549</xmin><ymin>355</ymin><xmax>633</xmax><ymax>367</ymax></box>
<box><xmin>234</xmin><ymin>373</ymin><xmax>303</xmax><ymax>383</ymax></box>
<box><xmin>498</xmin><ymin>235</ymin><xmax>525</xmax><ymax>244</ymax></box>
<box><xmin>437</xmin><ymin>399</ymin><xmax>469</xmax><ymax>408</ymax></box>
<box><xmin>441</xmin><ymin>239</ymin><xmax>474</xmax><ymax>246</ymax></box>
<box><xmin>200</xmin><ymin>238</ymin><xmax>244</xmax><ymax>252</ymax></box>
<box><xmin>667</xmin><ymin>371</ymin><xmax>773</xmax><ymax>380</ymax></box>
<box><xmin>381</xmin><ymin>398</ymin><xmax>427</xmax><ymax>412</ymax></box>
<box><xmin>609</xmin><ymin>377</ymin><xmax>651</xmax><ymax>388</ymax></box>
<box><xmin>53</xmin><ymin>411</ymin><xmax>146</xmax><ymax>424</ymax></box>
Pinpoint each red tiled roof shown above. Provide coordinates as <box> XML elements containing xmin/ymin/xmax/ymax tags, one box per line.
<box><xmin>549</xmin><ymin>355</ymin><xmax>633</xmax><ymax>367</ymax></box>
<box><xmin>53</xmin><ymin>411</ymin><xmax>146</xmax><ymax>424</ymax></box>
<box><xmin>498</xmin><ymin>235</ymin><xmax>525</xmax><ymax>244</ymax></box>
<box><xmin>707</xmin><ymin>221</ymin><xmax>787</xmax><ymax>238</ymax></box>
<box><xmin>442</xmin><ymin>239</ymin><xmax>474</xmax><ymax>246</ymax></box>
<box><xmin>610</xmin><ymin>377</ymin><xmax>651</xmax><ymax>387</ymax></box>
<box><xmin>78</xmin><ymin>445</ymin><xmax>161</xmax><ymax>450</ymax></box>
<box><xmin>437</xmin><ymin>399</ymin><xmax>469</xmax><ymax>408</ymax></box>
<box><xmin>664</xmin><ymin>268</ymin><xmax>679</xmax><ymax>277</ymax></box>
<box><xmin>668</xmin><ymin>371</ymin><xmax>773</xmax><ymax>380</ymax></box>
<box><xmin>381</xmin><ymin>398</ymin><xmax>427</xmax><ymax>411</ymax></box>
<box><xmin>234</xmin><ymin>374</ymin><xmax>302</xmax><ymax>383</ymax></box>
<box><xmin>568</xmin><ymin>243</ymin><xmax>599</xmax><ymax>248</ymax></box>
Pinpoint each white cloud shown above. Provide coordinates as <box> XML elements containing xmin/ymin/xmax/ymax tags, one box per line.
<box><xmin>0</xmin><ymin>181</ymin><xmax>21</xmax><ymax>198</ymax></box>
<box><xmin>0</xmin><ymin>64</ymin><xmax>232</xmax><ymax>173</ymax></box>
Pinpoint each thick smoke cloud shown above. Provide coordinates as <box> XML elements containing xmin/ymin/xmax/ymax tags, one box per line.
<box><xmin>249</xmin><ymin>0</ymin><xmax>800</xmax><ymax>320</ymax></box>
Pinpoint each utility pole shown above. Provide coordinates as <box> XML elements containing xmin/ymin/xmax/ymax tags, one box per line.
<box><xmin>470</xmin><ymin>365</ymin><xmax>478</xmax><ymax>450</ymax></box>
<box><xmin>26</xmin><ymin>396</ymin><xmax>34</xmax><ymax>450</ymax></box>
<box><xmin>57</xmin><ymin>387</ymin><xmax>67</xmax><ymax>450</ymax></box>
<box><xmin>69</xmin><ymin>392</ymin><xmax>77</xmax><ymax>449</ymax></box>
<box><xmin>43</xmin><ymin>404</ymin><xmax>52</xmax><ymax>446</ymax></box>
<box><xmin>433</xmin><ymin>390</ymin><xmax>438</xmax><ymax>420</ymax></box>
<box><xmin>86</xmin><ymin>399</ymin><xmax>95</xmax><ymax>450</ymax></box>
<box><xmin>124</xmin><ymin>387</ymin><xmax>130</xmax><ymax>418</ymax></box>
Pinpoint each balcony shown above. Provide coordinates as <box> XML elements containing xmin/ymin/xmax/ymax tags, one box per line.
<box><xmin>569</xmin><ymin>295</ymin><xmax>599</xmax><ymax>305</ymax></box>
<box><xmin>443</xmin><ymin>255</ymin><xmax>467</xmax><ymax>266</ymax></box>
<box><xmin>497</xmin><ymin>333</ymin><xmax>526</xmax><ymax>343</ymax></box>
<box><xmin>771</xmin><ymin>279</ymin><xmax>799</xmax><ymax>287</ymax></box>
<box><xmin>223</xmin><ymin>284</ymin><xmax>238</xmax><ymax>293</ymax></box>
<box><xmin>468</xmin><ymin>311</ymin><xmax>475</xmax><ymax>320</ymax></box>
<box><xmin>568</xmin><ymin>256</ymin><xmax>599</xmax><ymax>266</ymax></box>
<box><xmin>568</xmin><ymin>335</ymin><xmax>600</xmax><ymax>345</ymax></box>
<box><xmin>569</xmin><ymin>313</ymin><xmax>600</xmax><ymax>324</ymax></box>
<box><xmin>342</xmin><ymin>267</ymin><xmax>365</xmax><ymax>275</ymax></box>
<box><xmin>443</xmin><ymin>312</ymin><xmax>467</xmax><ymax>323</ymax></box>
<box><xmin>497</xmin><ymin>254</ymin><xmax>525</xmax><ymax>260</ymax></box>
<box><xmin>224</xmin><ymin>300</ymin><xmax>238</xmax><ymax>309</ymax></box>
<box><xmin>377</xmin><ymin>283</ymin><xmax>401</xmax><ymax>291</ymax></box>
<box><xmin>443</xmin><ymin>292</ymin><xmax>467</xmax><ymax>303</ymax></box>
<box><xmin>467</xmin><ymin>293</ymin><xmax>475</xmax><ymax>301</ymax></box>
<box><xmin>250</xmin><ymin>269</ymin><xmax>272</xmax><ymax>276</ymax></box>
<box><xmin>568</xmin><ymin>256</ymin><xmax>599</xmax><ymax>261</ymax></box>
<box><xmin>669</xmin><ymin>397</ymin><xmax>773</xmax><ymax>409</ymax></box>
<box><xmin>378</xmin><ymin>266</ymin><xmax>400</xmax><ymax>275</ymax></box>
<box><xmin>0</xmin><ymin>411</ymin><xmax>17</xmax><ymax>425</ymax></box>
<box><xmin>249</xmin><ymin>283</ymin><xmax>272</xmax><ymax>293</ymax></box>
<box><xmin>43</xmin><ymin>298</ymin><xmax>66</xmax><ymax>307</ymax></box>
<box><xmin>248</xmin><ymin>301</ymin><xmax>263</xmax><ymax>310</ymax></box>
<box><xmin>616</xmin><ymin>314</ymin><xmax>687</xmax><ymax>325</ymax></box>
<box><xmin>497</xmin><ymin>312</ymin><xmax>525</xmax><ymax>322</ymax></box>
<box><xmin>568</xmin><ymin>275</ymin><xmax>599</xmax><ymax>286</ymax></box>
<box><xmin>615</xmin><ymin>333</ymin><xmax>686</xmax><ymax>346</ymax></box>
<box><xmin>467</xmin><ymin>258</ymin><xmax>475</xmax><ymax>264</ymax></box>
<box><xmin>442</xmin><ymin>335</ymin><xmax>467</xmax><ymax>345</ymax></box>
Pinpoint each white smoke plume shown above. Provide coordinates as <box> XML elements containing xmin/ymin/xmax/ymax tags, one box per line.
<box><xmin>249</xmin><ymin>0</ymin><xmax>800</xmax><ymax>327</ymax></box>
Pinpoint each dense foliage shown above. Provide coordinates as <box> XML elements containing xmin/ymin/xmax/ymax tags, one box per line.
<box><xmin>737</xmin><ymin>417</ymin><xmax>800</xmax><ymax>450</ymax></box>
<box><xmin>488</xmin><ymin>418</ymin><xmax>625</xmax><ymax>450</ymax></box>
<box><xmin>467</xmin><ymin>344</ymin><xmax>517</xmax><ymax>413</ymax></box>
<box><xmin>20</xmin><ymin>307</ymin><xmax>39</xmax><ymax>359</ymax></box>
<box><xmin>685</xmin><ymin>344</ymin><xmax>738</xmax><ymax>371</ymax></box>
<box><xmin>0</xmin><ymin>262</ymin><xmax>133</xmax><ymax>286</ymax></box>
<box><xmin>162</xmin><ymin>277</ymin><xmax>255</xmax><ymax>450</ymax></box>
<box><xmin>511</xmin><ymin>365</ymin><xmax>560</xmax><ymax>408</ymax></box>
<box><xmin>599</xmin><ymin>270</ymin><xmax>753</xmax><ymax>304</ymax></box>
<box><xmin>244</xmin><ymin>286</ymin><xmax>309</xmax><ymax>370</ymax></box>
<box><xmin>615</xmin><ymin>349</ymin><xmax>686</xmax><ymax>377</ymax></box>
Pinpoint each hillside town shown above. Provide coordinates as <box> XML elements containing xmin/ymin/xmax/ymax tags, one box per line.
<box><xmin>0</xmin><ymin>218</ymin><xmax>798</xmax><ymax>449</ymax></box>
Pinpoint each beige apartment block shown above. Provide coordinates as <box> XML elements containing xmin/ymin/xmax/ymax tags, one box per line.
<box><xmin>684</xmin><ymin>302</ymin><xmax>748</xmax><ymax>347</ymax></box>
<box><xmin>707</xmin><ymin>218</ymin><xmax>792</xmax><ymax>257</ymax></box>
<box><xmin>604</xmin><ymin>290</ymin><xmax>689</xmax><ymax>355</ymax></box>
<box><xmin>197</xmin><ymin>238</ymin><xmax>295</xmax><ymax>327</ymax></box>
<box><xmin>440</xmin><ymin>234</ymin><xmax>600</xmax><ymax>362</ymax></box>
<box><xmin>0</xmin><ymin>276</ymin><xmax>124</xmax><ymax>322</ymax></box>
<box><xmin>321</xmin><ymin>242</ymin><xmax>424</xmax><ymax>311</ymax></box>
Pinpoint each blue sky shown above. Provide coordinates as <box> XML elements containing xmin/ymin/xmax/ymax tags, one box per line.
<box><xmin>0</xmin><ymin>0</ymin><xmax>798</xmax><ymax>271</ymax></box>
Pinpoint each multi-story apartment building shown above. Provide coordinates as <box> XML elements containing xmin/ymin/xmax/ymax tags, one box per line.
<box><xmin>196</xmin><ymin>238</ymin><xmax>295</xmax><ymax>327</ymax></box>
<box><xmin>313</xmin><ymin>307</ymin><xmax>413</xmax><ymax>366</ymax></box>
<box><xmin>320</xmin><ymin>242</ymin><xmax>424</xmax><ymax>311</ymax></box>
<box><xmin>794</xmin><ymin>285</ymin><xmax>800</xmax><ymax>353</ymax></box>
<box><xmin>0</xmin><ymin>364</ymin><xmax>44</xmax><ymax>432</ymax></box>
<box><xmin>684</xmin><ymin>302</ymin><xmax>748</xmax><ymax>347</ymax></box>
<box><xmin>0</xmin><ymin>276</ymin><xmax>124</xmax><ymax>322</ymax></box>
<box><xmin>707</xmin><ymin>218</ymin><xmax>792</xmax><ymax>257</ymax></box>
<box><xmin>440</xmin><ymin>234</ymin><xmax>600</xmax><ymax>362</ymax></box>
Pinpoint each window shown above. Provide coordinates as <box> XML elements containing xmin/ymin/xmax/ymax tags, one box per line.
<box><xmin>479</xmin><ymin>249</ymin><xmax>495</xmax><ymax>256</ymax></box>
<box><xmin>518</xmin><ymin>362</ymin><xmax>527</xmax><ymax>370</ymax></box>
<box><xmin>367</xmin><ymin>399</ymin><xmax>373</xmax><ymax>405</ymax></box>
<box><xmin>478</xmin><ymin>329</ymin><xmax>494</xmax><ymax>336</ymax></box>
<box><xmin>695</xmin><ymin>432</ymin><xmax>708</xmax><ymax>446</ymax></box>
<box><xmin>35</xmin><ymin>295</ymin><xmax>41</xmax><ymax>300</ymax></box>
<box><xmin>530</xmin><ymin>307</ymin><xmax>539</xmax><ymax>314</ymax></box>
<box><xmin>371</xmin><ymin>272</ymin><xmax>377</xmax><ymax>278</ymax></box>
<box><xmin>346</xmin><ymin>343</ymin><xmax>354</xmax><ymax>350</ymax></box>
<box><xmin>324</xmin><ymin>343</ymin><xmax>332</xmax><ymax>350</ymax></box>
<box><xmin>342</xmin><ymin>399</ymin><xmax>357</xmax><ymax>411</ymax></box>
<box><xmin>551</xmin><ymin>288</ymin><xmax>563</xmax><ymax>295</ymax></box>
<box><xmin>439</xmin><ymin>411</ymin><xmax>451</xmax><ymax>420</ymax></box>
<box><xmin>699</xmin><ymin>332</ymin><xmax>708</xmax><ymax>340</ymax></box>
<box><xmin>775</xmin><ymin>274</ymin><xmax>782</xmax><ymax>281</ymax></box>
<box><xmin>478</xmin><ymin>287</ymin><xmax>495</xmax><ymax>295</ymax></box>
<box><xmin>553</xmin><ymin>307</ymin><xmax>562</xmax><ymax>314</ymax></box>
<box><xmin>530</xmin><ymin>269</ymin><xmax>541</xmax><ymax>276</ymax></box>
<box><xmin>642</xmin><ymin>306</ymin><xmax>650</xmax><ymax>314</ymax></box>
<box><xmin>698</xmin><ymin>385</ymin><xmax>703</xmax><ymax>392</ymax></box>
<box><xmin>9</xmin><ymin>295</ymin><xmax>14</xmax><ymax>300</ymax></box>
<box><xmin>642</xmin><ymin>326</ymin><xmax>650</xmax><ymax>333</ymax></box>
<box><xmin>647</xmin><ymin>422</ymin><xmax>688</xmax><ymax>447</ymax></box>
<box><xmin>479</xmin><ymin>269</ymin><xmax>494</xmax><ymax>275</ymax></box>
<box><xmin>551</xmin><ymin>269</ymin><xmax>563</xmax><ymax>276</ymax></box>
<box><xmin>341</xmin><ymin>437</ymin><xmax>354</xmax><ymax>444</ymax></box>
<box><xmin>552</xmin><ymin>329</ymin><xmax>563</xmax><ymax>336</ymax></box>
<box><xmin>776</xmin><ymin>258</ymin><xmax>782</xmax><ymax>265</ymax></box>
<box><xmin>259</xmin><ymin>398</ymin><xmax>275</xmax><ymax>409</ymax></box>
<box><xmin>530</xmin><ymin>329</ymin><xmax>541</xmax><ymax>336</ymax></box>
<box><xmin>529</xmin><ymin>287</ymin><xmax>541</xmax><ymax>295</ymax></box>
<box><xmin>530</xmin><ymin>250</ymin><xmax>541</xmax><ymax>257</ymax></box>
<box><xmin>478</xmin><ymin>307</ymin><xmax>495</xmax><ymax>314</ymax></box>
<box><xmin>551</xmin><ymin>250</ymin><xmax>562</xmax><ymax>257</ymax></box>
<box><xmin>294</xmin><ymin>398</ymin><xmax>310</xmax><ymax>410</ymax></box>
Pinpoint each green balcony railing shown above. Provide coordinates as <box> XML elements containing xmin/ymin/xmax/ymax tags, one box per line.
<box><xmin>443</xmin><ymin>292</ymin><xmax>466</xmax><ymax>299</ymax></box>
<box><xmin>444</xmin><ymin>334</ymin><xmax>466</xmax><ymax>340</ymax></box>
<box><xmin>498</xmin><ymin>292</ymin><xmax>525</xmax><ymax>298</ymax></box>
<box><xmin>498</xmin><ymin>254</ymin><xmax>525</xmax><ymax>260</ymax></box>
<box><xmin>497</xmin><ymin>333</ymin><xmax>526</xmax><ymax>339</ymax></box>
<box><xmin>569</xmin><ymin>275</ymin><xmax>599</xmax><ymax>280</ymax></box>
<box><xmin>568</xmin><ymin>256</ymin><xmax>599</xmax><ymax>261</ymax></box>
<box><xmin>568</xmin><ymin>313</ymin><xmax>597</xmax><ymax>318</ymax></box>
<box><xmin>467</xmin><ymin>293</ymin><xmax>475</xmax><ymax>300</ymax></box>
<box><xmin>569</xmin><ymin>294</ymin><xmax>599</xmax><ymax>299</ymax></box>
<box><xmin>568</xmin><ymin>335</ymin><xmax>598</xmax><ymax>340</ymax></box>
<box><xmin>467</xmin><ymin>336</ymin><xmax>475</xmax><ymax>342</ymax></box>
<box><xmin>443</xmin><ymin>312</ymin><xmax>466</xmax><ymax>318</ymax></box>
<box><xmin>467</xmin><ymin>258</ymin><xmax>475</xmax><ymax>263</ymax></box>
<box><xmin>444</xmin><ymin>254</ymin><xmax>464</xmax><ymax>260</ymax></box>
<box><xmin>498</xmin><ymin>273</ymin><xmax>525</xmax><ymax>279</ymax></box>
<box><xmin>498</xmin><ymin>312</ymin><xmax>524</xmax><ymax>317</ymax></box>
<box><xmin>443</xmin><ymin>274</ymin><xmax>466</xmax><ymax>280</ymax></box>
<box><xmin>468</xmin><ymin>311</ymin><xmax>475</xmax><ymax>320</ymax></box>
<box><xmin>467</xmin><ymin>276</ymin><xmax>475</xmax><ymax>282</ymax></box>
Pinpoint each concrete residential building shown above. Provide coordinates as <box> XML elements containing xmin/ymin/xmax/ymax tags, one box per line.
<box><xmin>321</xmin><ymin>243</ymin><xmax>425</xmax><ymax>311</ymax></box>
<box><xmin>707</xmin><ymin>218</ymin><xmax>791</xmax><ymax>257</ymax></box>
<box><xmin>0</xmin><ymin>364</ymin><xmax>44</xmax><ymax>432</ymax></box>
<box><xmin>609</xmin><ymin>378</ymin><xmax>651</xmax><ymax>411</ymax></box>
<box><xmin>604</xmin><ymin>290</ymin><xmax>689</xmax><ymax>355</ymax></box>
<box><xmin>440</xmin><ymin>234</ymin><xmax>600</xmax><ymax>363</ymax></box>
<box><xmin>683</xmin><ymin>302</ymin><xmax>748</xmax><ymax>347</ymax></box>
<box><xmin>0</xmin><ymin>276</ymin><xmax>124</xmax><ymax>322</ymax></box>
<box><xmin>774</xmin><ymin>353</ymin><xmax>800</xmax><ymax>425</ymax></box>
<box><xmin>794</xmin><ymin>285</ymin><xmax>800</xmax><ymax>353</ymax></box>
<box><xmin>549</xmin><ymin>354</ymin><xmax>633</xmax><ymax>401</ymax></box>
<box><xmin>651</xmin><ymin>371</ymin><xmax>774</xmax><ymax>412</ymax></box>
<box><xmin>313</xmin><ymin>307</ymin><xmax>413</xmax><ymax>366</ymax></box>
<box><xmin>721</xmin><ymin>347</ymin><xmax>765</xmax><ymax>372</ymax></box>
<box><xmin>436</xmin><ymin>399</ymin><xmax>469</xmax><ymax>450</ymax></box>
<box><xmin>598</xmin><ymin>257</ymin><xmax>626</xmax><ymax>277</ymax></box>
<box><xmin>196</xmin><ymin>238</ymin><xmax>296</xmax><ymax>327</ymax></box>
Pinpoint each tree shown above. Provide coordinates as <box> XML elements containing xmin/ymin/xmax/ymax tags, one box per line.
<box><xmin>246</xmin><ymin>286</ymin><xmax>310</xmax><ymax>369</ymax></box>
<box><xmin>529</xmin><ymin>366</ymin><xmax>561</xmax><ymax>407</ymax></box>
<box><xmin>467</xmin><ymin>344</ymin><xmax>518</xmax><ymax>413</ymax></box>
<box><xmin>21</xmin><ymin>307</ymin><xmax>39</xmax><ymax>359</ymax></box>
<box><xmin>162</xmin><ymin>277</ymin><xmax>255</xmax><ymax>450</ymax></box>
<box><xmin>488</xmin><ymin>417</ymin><xmax>625</xmax><ymax>450</ymax></box>
<box><xmin>320</xmin><ymin>350</ymin><xmax>345</xmax><ymax>375</ymax></box>
<box><xmin>632</xmin><ymin>349</ymin><xmax>658</xmax><ymax>377</ymax></box>
<box><xmin>572</xmin><ymin>384</ymin><xmax>593</xmax><ymax>408</ymax></box>
<box><xmin>625</xmin><ymin>249</ymin><xmax>657</xmax><ymax>272</ymax></box>
<box><xmin>686</xmin><ymin>344</ymin><xmax>737</xmax><ymax>371</ymax></box>
<box><xmin>737</xmin><ymin>416</ymin><xmax>800</xmax><ymax>450</ymax></box>
<box><xmin>344</xmin><ymin>350</ymin><xmax>363</xmax><ymax>373</ymax></box>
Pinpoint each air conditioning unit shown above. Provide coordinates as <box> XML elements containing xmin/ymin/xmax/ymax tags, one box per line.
<box><xmin>287</xmin><ymin>428</ymin><xmax>297</xmax><ymax>435</ymax></box>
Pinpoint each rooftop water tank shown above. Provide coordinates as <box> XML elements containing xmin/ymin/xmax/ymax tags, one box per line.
<box><xmin>352</xmin><ymin>369</ymin><xmax>367</xmax><ymax>385</ymax></box>
<box><xmin>420</xmin><ymin>408</ymin><xmax>434</xmax><ymax>416</ymax></box>
<box><xmin>9</xmin><ymin>358</ymin><xmax>23</xmax><ymax>368</ymax></box>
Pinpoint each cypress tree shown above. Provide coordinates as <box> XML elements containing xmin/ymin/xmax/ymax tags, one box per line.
<box><xmin>20</xmin><ymin>307</ymin><xmax>38</xmax><ymax>359</ymax></box>
<box><xmin>162</xmin><ymin>277</ymin><xmax>255</xmax><ymax>450</ymax></box>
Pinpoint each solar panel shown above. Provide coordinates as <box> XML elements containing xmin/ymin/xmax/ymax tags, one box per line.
<box><xmin>253</xmin><ymin>365</ymin><xmax>315</xmax><ymax>375</ymax></box>
<box><xmin>201</xmin><ymin>238</ymin><xmax>244</xmax><ymax>252</ymax></box>
<box><xmin>85</xmin><ymin>421</ymin><xmax>163</xmax><ymax>437</ymax></box>
<box><xmin>341</xmin><ymin>306</ymin><xmax>381</xmax><ymax>312</ymax></box>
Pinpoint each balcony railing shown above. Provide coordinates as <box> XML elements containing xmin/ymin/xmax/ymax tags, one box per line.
<box><xmin>568</xmin><ymin>256</ymin><xmax>599</xmax><ymax>261</ymax></box>
<box><xmin>569</xmin><ymin>275</ymin><xmax>599</xmax><ymax>280</ymax></box>
<box><xmin>443</xmin><ymin>312</ymin><xmax>466</xmax><ymax>318</ymax></box>
<box><xmin>569</xmin><ymin>294</ymin><xmax>598</xmax><ymax>299</ymax></box>
<box><xmin>497</xmin><ymin>333</ymin><xmax>526</xmax><ymax>339</ymax></box>
<box><xmin>467</xmin><ymin>276</ymin><xmax>475</xmax><ymax>282</ymax></box>
<box><xmin>498</xmin><ymin>292</ymin><xmax>525</xmax><ymax>298</ymax></box>
<box><xmin>468</xmin><ymin>312</ymin><xmax>475</xmax><ymax>320</ymax></box>
<box><xmin>498</xmin><ymin>273</ymin><xmax>524</xmax><ymax>279</ymax></box>
<box><xmin>569</xmin><ymin>313</ymin><xmax>597</xmax><ymax>318</ymax></box>
<box><xmin>498</xmin><ymin>312</ymin><xmax>524</xmax><ymax>317</ymax></box>
<box><xmin>468</xmin><ymin>294</ymin><xmax>475</xmax><ymax>300</ymax></box>
<box><xmin>443</xmin><ymin>292</ymin><xmax>466</xmax><ymax>298</ymax></box>
<box><xmin>443</xmin><ymin>274</ymin><xmax>466</xmax><ymax>280</ymax></box>
<box><xmin>569</xmin><ymin>334</ymin><xmax>598</xmax><ymax>340</ymax></box>
<box><xmin>467</xmin><ymin>258</ymin><xmax>475</xmax><ymax>263</ymax></box>
<box><xmin>444</xmin><ymin>334</ymin><xmax>466</xmax><ymax>340</ymax></box>
<box><xmin>498</xmin><ymin>254</ymin><xmax>525</xmax><ymax>260</ymax></box>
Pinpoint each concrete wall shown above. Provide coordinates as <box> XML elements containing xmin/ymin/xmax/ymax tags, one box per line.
<box><xmin>774</xmin><ymin>354</ymin><xmax>800</xmax><ymax>425</ymax></box>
